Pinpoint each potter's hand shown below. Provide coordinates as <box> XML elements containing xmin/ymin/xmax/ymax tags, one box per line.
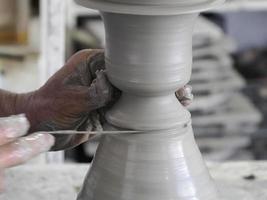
<box><xmin>0</xmin><ymin>115</ymin><xmax>55</xmax><ymax>192</ymax></box>
<box><xmin>176</xmin><ymin>85</ymin><xmax>194</xmax><ymax>107</ymax></box>
<box><xmin>9</xmin><ymin>50</ymin><xmax>115</xmax><ymax>150</ymax></box>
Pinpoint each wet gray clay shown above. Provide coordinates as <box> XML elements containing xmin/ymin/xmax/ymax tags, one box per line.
<box><xmin>75</xmin><ymin>0</ymin><xmax>224</xmax><ymax>199</ymax></box>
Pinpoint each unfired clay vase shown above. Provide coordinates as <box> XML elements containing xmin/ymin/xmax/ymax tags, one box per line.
<box><xmin>75</xmin><ymin>0</ymin><xmax>224</xmax><ymax>199</ymax></box>
<box><xmin>77</xmin><ymin>126</ymin><xmax>219</xmax><ymax>200</ymax></box>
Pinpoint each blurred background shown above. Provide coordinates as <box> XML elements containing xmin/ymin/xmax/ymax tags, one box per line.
<box><xmin>1</xmin><ymin>0</ymin><xmax>267</xmax><ymax>163</ymax></box>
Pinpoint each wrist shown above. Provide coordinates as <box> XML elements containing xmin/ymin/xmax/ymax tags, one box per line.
<box><xmin>0</xmin><ymin>89</ymin><xmax>17</xmax><ymax>117</ymax></box>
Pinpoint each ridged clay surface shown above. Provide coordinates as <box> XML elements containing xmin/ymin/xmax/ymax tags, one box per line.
<box><xmin>77</xmin><ymin>126</ymin><xmax>219</xmax><ymax>200</ymax></box>
<box><xmin>75</xmin><ymin>0</ymin><xmax>224</xmax><ymax>200</ymax></box>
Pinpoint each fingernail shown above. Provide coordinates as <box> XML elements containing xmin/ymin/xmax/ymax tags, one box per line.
<box><xmin>2</xmin><ymin>115</ymin><xmax>29</xmax><ymax>139</ymax></box>
<box><xmin>36</xmin><ymin>134</ymin><xmax>55</xmax><ymax>152</ymax></box>
<box><xmin>25</xmin><ymin>133</ymin><xmax>55</xmax><ymax>152</ymax></box>
<box><xmin>185</xmin><ymin>85</ymin><xmax>193</xmax><ymax>93</ymax></box>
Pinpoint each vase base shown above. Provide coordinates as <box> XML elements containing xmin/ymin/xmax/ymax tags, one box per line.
<box><xmin>77</xmin><ymin>125</ymin><xmax>219</xmax><ymax>200</ymax></box>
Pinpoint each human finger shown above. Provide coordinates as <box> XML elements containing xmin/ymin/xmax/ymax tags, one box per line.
<box><xmin>0</xmin><ymin>133</ymin><xmax>55</xmax><ymax>169</ymax></box>
<box><xmin>0</xmin><ymin>114</ymin><xmax>29</xmax><ymax>146</ymax></box>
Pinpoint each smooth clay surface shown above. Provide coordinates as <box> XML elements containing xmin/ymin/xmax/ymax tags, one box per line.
<box><xmin>75</xmin><ymin>0</ymin><xmax>224</xmax><ymax>15</ymax></box>
<box><xmin>77</xmin><ymin>126</ymin><xmax>219</xmax><ymax>200</ymax></box>
<box><xmin>74</xmin><ymin>0</ymin><xmax>224</xmax><ymax>200</ymax></box>
<box><xmin>103</xmin><ymin>12</ymin><xmax>195</xmax><ymax>130</ymax></box>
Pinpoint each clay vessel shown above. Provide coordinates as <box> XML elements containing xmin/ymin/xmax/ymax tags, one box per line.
<box><xmin>76</xmin><ymin>0</ymin><xmax>223</xmax><ymax>130</ymax></box>
<box><xmin>103</xmin><ymin>12</ymin><xmax>194</xmax><ymax>130</ymax></box>
<box><xmin>77</xmin><ymin>126</ymin><xmax>219</xmax><ymax>200</ymax></box>
<box><xmin>74</xmin><ymin>0</ymin><xmax>224</xmax><ymax>199</ymax></box>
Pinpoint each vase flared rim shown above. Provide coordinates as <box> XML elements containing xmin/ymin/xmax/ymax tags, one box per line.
<box><xmin>75</xmin><ymin>0</ymin><xmax>224</xmax><ymax>15</ymax></box>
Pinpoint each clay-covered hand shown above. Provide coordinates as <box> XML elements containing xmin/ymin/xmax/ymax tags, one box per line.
<box><xmin>176</xmin><ymin>85</ymin><xmax>194</xmax><ymax>107</ymax></box>
<box><xmin>14</xmin><ymin>49</ymin><xmax>115</xmax><ymax>150</ymax></box>
<box><xmin>0</xmin><ymin>115</ymin><xmax>55</xmax><ymax>192</ymax></box>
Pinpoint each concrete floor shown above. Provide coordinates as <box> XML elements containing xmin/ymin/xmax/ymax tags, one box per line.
<box><xmin>1</xmin><ymin>162</ymin><xmax>267</xmax><ymax>200</ymax></box>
